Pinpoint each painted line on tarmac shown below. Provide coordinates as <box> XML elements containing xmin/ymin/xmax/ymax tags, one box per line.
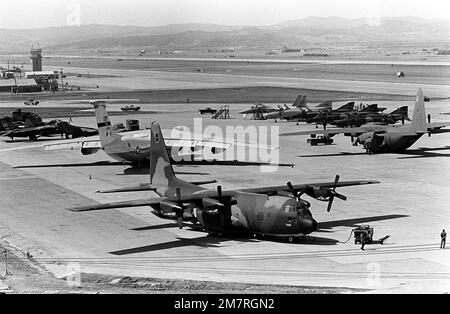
<box><xmin>0</xmin><ymin>176</ymin><xmax>37</xmax><ymax>181</ymax></box>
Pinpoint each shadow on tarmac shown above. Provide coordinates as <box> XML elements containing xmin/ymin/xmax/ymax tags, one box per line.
<box><xmin>318</xmin><ymin>214</ymin><xmax>409</xmax><ymax>230</ymax></box>
<box><xmin>298</xmin><ymin>146</ymin><xmax>450</xmax><ymax>159</ymax></box>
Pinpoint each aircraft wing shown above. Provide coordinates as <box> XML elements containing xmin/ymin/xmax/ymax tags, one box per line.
<box><xmin>236</xmin><ymin>180</ymin><xmax>380</xmax><ymax>195</ymax></box>
<box><xmin>168</xmin><ymin>180</ymin><xmax>379</xmax><ymax>202</ymax></box>
<box><xmin>427</xmin><ymin>122</ymin><xmax>450</xmax><ymax>131</ymax></box>
<box><xmin>44</xmin><ymin>139</ymin><xmax>102</xmax><ymax>151</ymax></box>
<box><xmin>70</xmin><ymin>180</ymin><xmax>378</xmax><ymax>211</ymax></box>
<box><xmin>2</xmin><ymin>125</ymin><xmax>58</xmax><ymax>138</ymax></box>
<box><xmin>281</xmin><ymin>127</ymin><xmax>372</xmax><ymax>137</ymax></box>
<box><xmin>69</xmin><ymin>198</ymin><xmax>164</xmax><ymax>212</ymax></box>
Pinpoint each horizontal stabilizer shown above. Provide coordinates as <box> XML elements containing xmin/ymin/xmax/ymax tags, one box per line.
<box><xmin>97</xmin><ymin>180</ymin><xmax>218</xmax><ymax>193</ymax></box>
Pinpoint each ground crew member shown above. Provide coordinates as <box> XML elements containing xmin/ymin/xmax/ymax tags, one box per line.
<box><xmin>360</xmin><ymin>233</ymin><xmax>366</xmax><ymax>250</ymax></box>
<box><xmin>441</xmin><ymin>229</ymin><xmax>447</xmax><ymax>249</ymax></box>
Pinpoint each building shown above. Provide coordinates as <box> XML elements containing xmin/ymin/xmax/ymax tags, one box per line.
<box><xmin>30</xmin><ymin>48</ymin><xmax>43</xmax><ymax>72</ymax></box>
<box><xmin>0</xmin><ymin>71</ymin><xmax>15</xmax><ymax>79</ymax></box>
<box><xmin>0</xmin><ymin>79</ymin><xmax>41</xmax><ymax>93</ymax></box>
<box><xmin>25</xmin><ymin>71</ymin><xmax>59</xmax><ymax>80</ymax></box>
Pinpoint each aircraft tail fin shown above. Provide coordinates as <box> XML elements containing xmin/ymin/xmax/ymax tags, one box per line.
<box><xmin>149</xmin><ymin>122</ymin><xmax>176</xmax><ymax>187</ymax></box>
<box><xmin>24</xmin><ymin>119</ymin><xmax>34</xmax><ymax>128</ymax></box>
<box><xmin>90</xmin><ymin>101</ymin><xmax>119</xmax><ymax>147</ymax></box>
<box><xmin>410</xmin><ymin>89</ymin><xmax>427</xmax><ymax>132</ymax></box>
<box><xmin>293</xmin><ymin>95</ymin><xmax>307</xmax><ymax>108</ymax></box>
<box><xmin>390</xmin><ymin>106</ymin><xmax>411</xmax><ymax>121</ymax></box>
<box><xmin>317</xmin><ymin>100</ymin><xmax>332</xmax><ymax>109</ymax></box>
<box><xmin>336</xmin><ymin>102</ymin><xmax>355</xmax><ymax>112</ymax></box>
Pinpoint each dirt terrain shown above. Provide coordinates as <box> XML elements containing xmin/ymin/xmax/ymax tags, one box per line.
<box><xmin>0</xmin><ymin>244</ymin><xmax>360</xmax><ymax>294</ymax></box>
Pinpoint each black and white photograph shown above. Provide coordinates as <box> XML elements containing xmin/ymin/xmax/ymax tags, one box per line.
<box><xmin>0</xmin><ymin>0</ymin><xmax>449</xmax><ymax>298</ymax></box>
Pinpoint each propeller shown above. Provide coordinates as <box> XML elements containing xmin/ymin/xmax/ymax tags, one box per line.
<box><xmin>286</xmin><ymin>182</ymin><xmax>311</xmax><ymax>212</ymax></box>
<box><xmin>326</xmin><ymin>175</ymin><xmax>347</xmax><ymax>212</ymax></box>
<box><xmin>428</xmin><ymin>114</ymin><xmax>432</xmax><ymax>137</ymax></box>
<box><xmin>175</xmin><ymin>187</ymin><xmax>183</xmax><ymax>229</ymax></box>
<box><xmin>217</xmin><ymin>185</ymin><xmax>223</xmax><ymax>202</ymax></box>
<box><xmin>287</xmin><ymin>181</ymin><xmax>299</xmax><ymax>200</ymax></box>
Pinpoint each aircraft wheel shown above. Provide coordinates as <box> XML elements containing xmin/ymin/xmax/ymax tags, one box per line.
<box><xmin>287</xmin><ymin>236</ymin><xmax>295</xmax><ymax>243</ymax></box>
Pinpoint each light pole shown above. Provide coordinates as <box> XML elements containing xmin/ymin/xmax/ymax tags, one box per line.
<box><xmin>60</xmin><ymin>68</ymin><xmax>64</xmax><ymax>92</ymax></box>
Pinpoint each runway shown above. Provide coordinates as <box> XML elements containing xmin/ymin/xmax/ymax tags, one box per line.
<box><xmin>39</xmin><ymin>64</ymin><xmax>450</xmax><ymax>98</ymax></box>
<box><xmin>9</xmin><ymin>53</ymin><xmax>450</xmax><ymax>66</ymax></box>
<box><xmin>0</xmin><ymin>100</ymin><xmax>449</xmax><ymax>293</ymax></box>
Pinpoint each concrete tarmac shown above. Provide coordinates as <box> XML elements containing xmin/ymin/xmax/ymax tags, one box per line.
<box><xmin>0</xmin><ymin>99</ymin><xmax>449</xmax><ymax>293</ymax></box>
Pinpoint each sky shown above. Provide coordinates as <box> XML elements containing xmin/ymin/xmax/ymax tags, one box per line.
<box><xmin>0</xmin><ymin>0</ymin><xmax>449</xmax><ymax>29</ymax></box>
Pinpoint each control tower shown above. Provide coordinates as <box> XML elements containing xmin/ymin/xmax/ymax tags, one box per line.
<box><xmin>30</xmin><ymin>48</ymin><xmax>43</xmax><ymax>72</ymax></box>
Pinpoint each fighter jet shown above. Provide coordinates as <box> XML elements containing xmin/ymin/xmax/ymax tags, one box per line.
<box><xmin>264</xmin><ymin>96</ymin><xmax>334</xmax><ymax>123</ymax></box>
<box><xmin>330</xmin><ymin>106</ymin><xmax>410</xmax><ymax>128</ymax></box>
<box><xmin>239</xmin><ymin>103</ymin><xmax>279</xmax><ymax>120</ymax></box>
<box><xmin>0</xmin><ymin>119</ymin><xmax>98</xmax><ymax>141</ymax></box>
<box><xmin>68</xmin><ymin>121</ymin><xmax>379</xmax><ymax>242</ymax></box>
<box><xmin>45</xmin><ymin>101</ymin><xmax>282</xmax><ymax>168</ymax></box>
<box><xmin>262</xmin><ymin>95</ymin><xmax>306</xmax><ymax>121</ymax></box>
<box><xmin>282</xmin><ymin>89</ymin><xmax>450</xmax><ymax>154</ymax></box>
<box><xmin>305</xmin><ymin>102</ymin><xmax>356</xmax><ymax>127</ymax></box>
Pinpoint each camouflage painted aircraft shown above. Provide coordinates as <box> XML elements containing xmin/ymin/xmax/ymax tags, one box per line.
<box><xmin>69</xmin><ymin>122</ymin><xmax>379</xmax><ymax>242</ymax></box>
<box><xmin>264</xmin><ymin>96</ymin><xmax>334</xmax><ymax>123</ymax></box>
<box><xmin>0</xmin><ymin>119</ymin><xmax>98</xmax><ymax>141</ymax></box>
<box><xmin>45</xmin><ymin>101</ymin><xmax>283</xmax><ymax>168</ymax></box>
<box><xmin>262</xmin><ymin>95</ymin><xmax>306</xmax><ymax>121</ymax></box>
<box><xmin>306</xmin><ymin>102</ymin><xmax>409</xmax><ymax>129</ymax></box>
<box><xmin>239</xmin><ymin>103</ymin><xmax>280</xmax><ymax>120</ymax></box>
<box><xmin>330</xmin><ymin>106</ymin><xmax>410</xmax><ymax>128</ymax></box>
<box><xmin>305</xmin><ymin>102</ymin><xmax>356</xmax><ymax>126</ymax></box>
<box><xmin>282</xmin><ymin>89</ymin><xmax>450</xmax><ymax>154</ymax></box>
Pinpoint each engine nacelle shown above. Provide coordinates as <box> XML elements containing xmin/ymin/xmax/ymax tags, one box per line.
<box><xmin>304</xmin><ymin>185</ymin><xmax>333</xmax><ymax>201</ymax></box>
<box><xmin>357</xmin><ymin>132</ymin><xmax>384</xmax><ymax>153</ymax></box>
<box><xmin>196</xmin><ymin>209</ymin><xmax>231</xmax><ymax>234</ymax></box>
<box><xmin>81</xmin><ymin>147</ymin><xmax>101</xmax><ymax>155</ymax></box>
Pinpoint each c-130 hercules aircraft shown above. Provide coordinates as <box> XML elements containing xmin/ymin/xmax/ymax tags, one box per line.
<box><xmin>70</xmin><ymin>122</ymin><xmax>379</xmax><ymax>242</ymax></box>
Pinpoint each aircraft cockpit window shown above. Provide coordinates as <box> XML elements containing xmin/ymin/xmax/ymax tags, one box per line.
<box><xmin>285</xmin><ymin>205</ymin><xmax>297</xmax><ymax>213</ymax></box>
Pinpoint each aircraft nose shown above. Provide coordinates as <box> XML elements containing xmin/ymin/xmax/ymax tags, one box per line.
<box><xmin>299</xmin><ymin>217</ymin><xmax>318</xmax><ymax>234</ymax></box>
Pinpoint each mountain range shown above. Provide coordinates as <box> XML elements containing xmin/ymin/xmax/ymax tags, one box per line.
<box><xmin>0</xmin><ymin>17</ymin><xmax>449</xmax><ymax>52</ymax></box>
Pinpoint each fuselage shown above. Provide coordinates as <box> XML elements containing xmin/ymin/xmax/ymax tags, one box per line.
<box><xmin>353</xmin><ymin>127</ymin><xmax>424</xmax><ymax>153</ymax></box>
<box><xmin>103</xmin><ymin>131</ymin><xmax>228</xmax><ymax>165</ymax></box>
<box><xmin>155</xmin><ymin>181</ymin><xmax>318</xmax><ymax>237</ymax></box>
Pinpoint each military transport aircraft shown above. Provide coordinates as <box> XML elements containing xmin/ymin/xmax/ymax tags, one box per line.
<box><xmin>45</xmin><ymin>101</ymin><xmax>284</xmax><ymax>168</ymax></box>
<box><xmin>282</xmin><ymin>89</ymin><xmax>450</xmax><ymax>154</ymax></box>
<box><xmin>69</xmin><ymin>122</ymin><xmax>379</xmax><ymax>242</ymax></box>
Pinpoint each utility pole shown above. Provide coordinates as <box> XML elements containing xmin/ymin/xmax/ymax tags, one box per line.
<box><xmin>60</xmin><ymin>68</ymin><xmax>64</xmax><ymax>92</ymax></box>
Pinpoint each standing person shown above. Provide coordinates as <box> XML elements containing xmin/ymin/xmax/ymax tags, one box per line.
<box><xmin>360</xmin><ymin>233</ymin><xmax>366</xmax><ymax>251</ymax></box>
<box><xmin>441</xmin><ymin>230</ymin><xmax>447</xmax><ymax>249</ymax></box>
